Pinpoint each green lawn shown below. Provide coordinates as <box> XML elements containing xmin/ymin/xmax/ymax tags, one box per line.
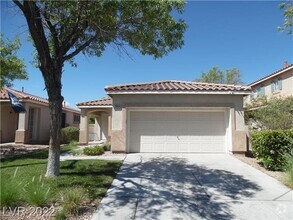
<box><xmin>0</xmin><ymin>146</ymin><xmax>122</xmax><ymax>212</ymax></box>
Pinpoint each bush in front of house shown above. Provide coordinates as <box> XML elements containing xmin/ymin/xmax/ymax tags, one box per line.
<box><xmin>101</xmin><ymin>142</ymin><xmax>111</xmax><ymax>151</ymax></box>
<box><xmin>61</xmin><ymin>127</ymin><xmax>79</xmax><ymax>144</ymax></box>
<box><xmin>22</xmin><ymin>175</ymin><xmax>51</xmax><ymax>206</ymax></box>
<box><xmin>251</xmin><ymin>129</ymin><xmax>293</xmax><ymax>171</ymax></box>
<box><xmin>0</xmin><ymin>173</ymin><xmax>22</xmax><ymax>207</ymax></box>
<box><xmin>245</xmin><ymin>96</ymin><xmax>293</xmax><ymax>130</ymax></box>
<box><xmin>83</xmin><ymin>146</ymin><xmax>104</xmax><ymax>156</ymax></box>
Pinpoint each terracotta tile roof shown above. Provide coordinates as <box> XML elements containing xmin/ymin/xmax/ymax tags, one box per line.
<box><xmin>1</xmin><ymin>87</ymin><xmax>80</xmax><ymax>114</ymax></box>
<box><xmin>76</xmin><ymin>96</ymin><xmax>112</xmax><ymax>107</ymax></box>
<box><xmin>105</xmin><ymin>80</ymin><xmax>251</xmax><ymax>93</ymax></box>
<box><xmin>0</xmin><ymin>87</ymin><xmax>48</xmax><ymax>104</ymax></box>
<box><xmin>248</xmin><ymin>63</ymin><xmax>293</xmax><ymax>86</ymax></box>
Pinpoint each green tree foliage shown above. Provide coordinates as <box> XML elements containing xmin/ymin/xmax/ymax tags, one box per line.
<box><xmin>194</xmin><ymin>66</ymin><xmax>244</xmax><ymax>85</ymax></box>
<box><xmin>246</xmin><ymin>96</ymin><xmax>293</xmax><ymax>130</ymax></box>
<box><xmin>251</xmin><ymin>129</ymin><xmax>293</xmax><ymax>171</ymax></box>
<box><xmin>13</xmin><ymin>0</ymin><xmax>187</xmax><ymax>177</ymax></box>
<box><xmin>278</xmin><ymin>2</ymin><xmax>293</xmax><ymax>34</ymax></box>
<box><xmin>0</xmin><ymin>34</ymin><xmax>28</xmax><ymax>88</ymax></box>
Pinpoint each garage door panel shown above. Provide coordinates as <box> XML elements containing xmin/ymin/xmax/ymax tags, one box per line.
<box><xmin>153</xmin><ymin>144</ymin><xmax>164</xmax><ymax>151</ymax></box>
<box><xmin>165</xmin><ymin>143</ymin><xmax>177</xmax><ymax>152</ymax></box>
<box><xmin>178</xmin><ymin>143</ymin><xmax>189</xmax><ymax>152</ymax></box>
<box><xmin>129</xmin><ymin>111</ymin><xmax>226</xmax><ymax>153</ymax></box>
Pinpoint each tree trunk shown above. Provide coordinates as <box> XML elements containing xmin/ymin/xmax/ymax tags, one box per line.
<box><xmin>43</xmin><ymin>67</ymin><xmax>64</xmax><ymax>177</ymax></box>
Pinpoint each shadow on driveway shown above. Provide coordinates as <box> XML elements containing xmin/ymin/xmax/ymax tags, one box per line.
<box><xmin>95</xmin><ymin>155</ymin><xmax>263</xmax><ymax>220</ymax></box>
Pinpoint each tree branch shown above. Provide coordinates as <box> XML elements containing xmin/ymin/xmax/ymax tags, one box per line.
<box><xmin>17</xmin><ymin>1</ymin><xmax>52</xmax><ymax>69</ymax></box>
<box><xmin>59</xmin><ymin>1</ymin><xmax>86</xmax><ymax>57</ymax></box>
<box><xmin>12</xmin><ymin>0</ymin><xmax>24</xmax><ymax>12</ymax></box>
<box><xmin>62</xmin><ymin>36</ymin><xmax>96</xmax><ymax>61</ymax></box>
<box><xmin>42</xmin><ymin>7</ymin><xmax>60</xmax><ymax>58</ymax></box>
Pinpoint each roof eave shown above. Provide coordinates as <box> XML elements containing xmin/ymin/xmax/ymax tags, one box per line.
<box><xmin>248</xmin><ymin>65</ymin><xmax>293</xmax><ymax>87</ymax></box>
<box><xmin>77</xmin><ymin>105</ymin><xmax>113</xmax><ymax>109</ymax></box>
<box><xmin>106</xmin><ymin>91</ymin><xmax>251</xmax><ymax>95</ymax></box>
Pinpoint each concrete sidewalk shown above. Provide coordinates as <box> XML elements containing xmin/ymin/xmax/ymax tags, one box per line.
<box><xmin>92</xmin><ymin>154</ymin><xmax>293</xmax><ymax>220</ymax></box>
<box><xmin>60</xmin><ymin>154</ymin><xmax>126</xmax><ymax>161</ymax></box>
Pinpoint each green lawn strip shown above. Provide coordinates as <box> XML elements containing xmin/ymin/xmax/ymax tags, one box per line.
<box><xmin>0</xmin><ymin>147</ymin><xmax>122</xmax><ymax>209</ymax></box>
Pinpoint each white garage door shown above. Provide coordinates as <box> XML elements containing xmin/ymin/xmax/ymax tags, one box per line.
<box><xmin>129</xmin><ymin>111</ymin><xmax>226</xmax><ymax>153</ymax></box>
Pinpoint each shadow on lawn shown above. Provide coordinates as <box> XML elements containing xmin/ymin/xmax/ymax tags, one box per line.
<box><xmin>98</xmin><ymin>156</ymin><xmax>262</xmax><ymax>220</ymax></box>
<box><xmin>0</xmin><ymin>146</ymin><xmax>72</xmax><ymax>163</ymax></box>
<box><xmin>56</xmin><ymin>160</ymin><xmax>122</xmax><ymax>201</ymax></box>
<box><xmin>60</xmin><ymin>161</ymin><xmax>121</xmax><ymax>176</ymax></box>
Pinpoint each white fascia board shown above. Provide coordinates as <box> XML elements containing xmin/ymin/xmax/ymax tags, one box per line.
<box><xmin>78</xmin><ymin>106</ymin><xmax>112</xmax><ymax>109</ymax></box>
<box><xmin>248</xmin><ymin>66</ymin><xmax>293</xmax><ymax>87</ymax></box>
<box><xmin>106</xmin><ymin>91</ymin><xmax>251</xmax><ymax>95</ymax></box>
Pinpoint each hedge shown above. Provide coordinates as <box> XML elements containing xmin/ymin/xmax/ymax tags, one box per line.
<box><xmin>83</xmin><ymin>146</ymin><xmax>104</xmax><ymax>156</ymax></box>
<box><xmin>251</xmin><ymin>129</ymin><xmax>293</xmax><ymax>171</ymax></box>
<box><xmin>101</xmin><ymin>142</ymin><xmax>111</xmax><ymax>151</ymax></box>
<box><xmin>61</xmin><ymin>126</ymin><xmax>79</xmax><ymax>144</ymax></box>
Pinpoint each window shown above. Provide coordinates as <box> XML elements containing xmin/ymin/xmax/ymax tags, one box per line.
<box><xmin>28</xmin><ymin>108</ymin><xmax>35</xmax><ymax>140</ymax></box>
<box><xmin>73</xmin><ymin>114</ymin><xmax>80</xmax><ymax>124</ymax></box>
<box><xmin>62</xmin><ymin>113</ymin><xmax>66</xmax><ymax>128</ymax></box>
<box><xmin>250</xmin><ymin>90</ymin><xmax>257</xmax><ymax>100</ymax></box>
<box><xmin>271</xmin><ymin>78</ymin><xmax>282</xmax><ymax>93</ymax></box>
<box><xmin>256</xmin><ymin>85</ymin><xmax>265</xmax><ymax>98</ymax></box>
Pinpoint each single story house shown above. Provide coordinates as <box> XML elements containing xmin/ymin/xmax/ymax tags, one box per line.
<box><xmin>0</xmin><ymin>87</ymin><xmax>80</xmax><ymax>144</ymax></box>
<box><xmin>244</xmin><ymin>62</ymin><xmax>293</xmax><ymax>104</ymax></box>
<box><xmin>77</xmin><ymin>80</ymin><xmax>251</xmax><ymax>154</ymax></box>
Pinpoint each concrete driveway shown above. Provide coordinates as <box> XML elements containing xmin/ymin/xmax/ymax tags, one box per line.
<box><xmin>92</xmin><ymin>154</ymin><xmax>293</xmax><ymax>220</ymax></box>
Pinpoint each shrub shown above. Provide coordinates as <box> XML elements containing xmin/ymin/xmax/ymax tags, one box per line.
<box><xmin>68</xmin><ymin>140</ymin><xmax>78</xmax><ymax>148</ymax></box>
<box><xmin>59</xmin><ymin>188</ymin><xmax>86</xmax><ymax>216</ymax></box>
<box><xmin>251</xmin><ymin>129</ymin><xmax>293</xmax><ymax>171</ymax></box>
<box><xmin>83</xmin><ymin>146</ymin><xmax>104</xmax><ymax>156</ymax></box>
<box><xmin>22</xmin><ymin>175</ymin><xmax>51</xmax><ymax>206</ymax></box>
<box><xmin>61</xmin><ymin>127</ymin><xmax>79</xmax><ymax>144</ymax></box>
<box><xmin>0</xmin><ymin>169</ymin><xmax>22</xmax><ymax>207</ymax></box>
<box><xmin>245</xmin><ymin>96</ymin><xmax>293</xmax><ymax>130</ymax></box>
<box><xmin>54</xmin><ymin>208</ymin><xmax>67</xmax><ymax>220</ymax></box>
<box><xmin>101</xmin><ymin>142</ymin><xmax>111</xmax><ymax>151</ymax></box>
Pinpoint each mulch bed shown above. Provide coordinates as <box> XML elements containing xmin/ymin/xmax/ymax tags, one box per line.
<box><xmin>0</xmin><ymin>144</ymin><xmax>49</xmax><ymax>159</ymax></box>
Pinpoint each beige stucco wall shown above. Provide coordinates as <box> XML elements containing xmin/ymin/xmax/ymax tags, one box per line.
<box><xmin>65</xmin><ymin>111</ymin><xmax>80</xmax><ymax>128</ymax></box>
<box><xmin>245</xmin><ymin>68</ymin><xmax>293</xmax><ymax>103</ymax></box>
<box><xmin>1</xmin><ymin>101</ymin><xmax>80</xmax><ymax>144</ymax></box>
<box><xmin>21</xmin><ymin>102</ymin><xmax>50</xmax><ymax>143</ymax></box>
<box><xmin>110</xmin><ymin>94</ymin><xmax>247</xmax><ymax>153</ymax></box>
<box><xmin>78</xmin><ymin>108</ymin><xmax>111</xmax><ymax>145</ymax></box>
<box><xmin>0</xmin><ymin>103</ymin><xmax>18</xmax><ymax>143</ymax></box>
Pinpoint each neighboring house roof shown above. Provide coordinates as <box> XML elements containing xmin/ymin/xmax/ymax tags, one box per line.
<box><xmin>76</xmin><ymin>97</ymin><xmax>112</xmax><ymax>107</ymax></box>
<box><xmin>1</xmin><ymin>87</ymin><xmax>49</xmax><ymax>104</ymax></box>
<box><xmin>0</xmin><ymin>87</ymin><xmax>80</xmax><ymax>114</ymax></box>
<box><xmin>248</xmin><ymin>63</ymin><xmax>293</xmax><ymax>87</ymax></box>
<box><xmin>105</xmin><ymin>80</ymin><xmax>251</xmax><ymax>94</ymax></box>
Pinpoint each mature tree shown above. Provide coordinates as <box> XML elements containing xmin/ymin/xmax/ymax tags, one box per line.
<box><xmin>0</xmin><ymin>34</ymin><xmax>27</xmax><ymax>88</ymax></box>
<box><xmin>194</xmin><ymin>66</ymin><xmax>244</xmax><ymax>85</ymax></box>
<box><xmin>278</xmin><ymin>2</ymin><xmax>293</xmax><ymax>34</ymax></box>
<box><xmin>13</xmin><ymin>0</ymin><xmax>187</xmax><ymax>177</ymax></box>
<box><xmin>225</xmin><ymin>68</ymin><xmax>244</xmax><ymax>85</ymax></box>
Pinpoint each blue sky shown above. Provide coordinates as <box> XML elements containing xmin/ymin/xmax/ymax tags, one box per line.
<box><xmin>1</xmin><ymin>1</ymin><xmax>292</xmax><ymax>109</ymax></box>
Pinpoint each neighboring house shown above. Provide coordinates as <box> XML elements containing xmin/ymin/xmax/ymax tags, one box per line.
<box><xmin>245</xmin><ymin>62</ymin><xmax>293</xmax><ymax>104</ymax></box>
<box><xmin>77</xmin><ymin>80</ymin><xmax>251</xmax><ymax>154</ymax></box>
<box><xmin>0</xmin><ymin>87</ymin><xmax>80</xmax><ymax>144</ymax></box>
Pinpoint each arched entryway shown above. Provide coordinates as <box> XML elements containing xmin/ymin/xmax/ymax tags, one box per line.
<box><xmin>77</xmin><ymin>97</ymin><xmax>112</xmax><ymax>145</ymax></box>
